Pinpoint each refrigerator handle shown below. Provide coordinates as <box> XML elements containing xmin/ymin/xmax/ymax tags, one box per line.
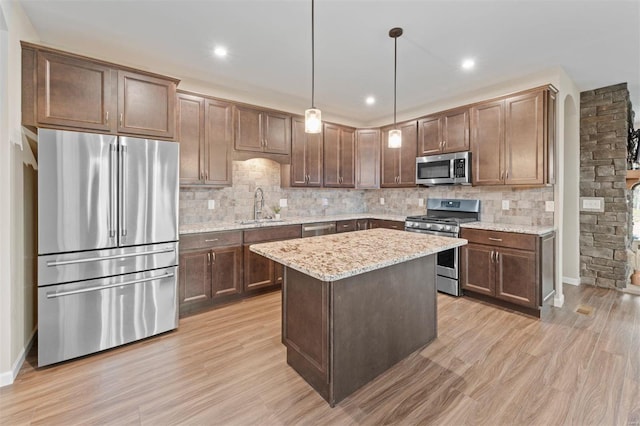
<box><xmin>120</xmin><ymin>144</ymin><xmax>128</xmax><ymax>238</ymax></box>
<box><xmin>46</xmin><ymin>271</ymin><xmax>175</xmax><ymax>299</ymax></box>
<box><xmin>109</xmin><ymin>143</ymin><xmax>117</xmax><ymax>238</ymax></box>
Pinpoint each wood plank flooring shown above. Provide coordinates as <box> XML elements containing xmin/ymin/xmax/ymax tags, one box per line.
<box><xmin>2</xmin><ymin>284</ymin><xmax>640</xmax><ymax>425</ymax></box>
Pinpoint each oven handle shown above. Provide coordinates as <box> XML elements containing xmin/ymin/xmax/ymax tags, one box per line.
<box><xmin>404</xmin><ymin>228</ymin><xmax>457</xmax><ymax>238</ymax></box>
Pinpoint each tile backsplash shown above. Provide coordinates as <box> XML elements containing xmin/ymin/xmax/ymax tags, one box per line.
<box><xmin>180</xmin><ymin>158</ymin><xmax>554</xmax><ymax>227</ymax></box>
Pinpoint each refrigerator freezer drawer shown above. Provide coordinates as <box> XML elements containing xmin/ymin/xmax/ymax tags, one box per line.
<box><xmin>38</xmin><ymin>243</ymin><xmax>178</xmax><ymax>286</ymax></box>
<box><xmin>38</xmin><ymin>266</ymin><xmax>178</xmax><ymax>367</ymax></box>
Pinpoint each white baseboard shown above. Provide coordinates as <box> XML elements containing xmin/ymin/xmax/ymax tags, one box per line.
<box><xmin>0</xmin><ymin>329</ymin><xmax>36</xmax><ymax>388</ymax></box>
<box><xmin>553</xmin><ymin>293</ymin><xmax>565</xmax><ymax>308</ymax></box>
<box><xmin>563</xmin><ymin>277</ymin><xmax>581</xmax><ymax>286</ymax></box>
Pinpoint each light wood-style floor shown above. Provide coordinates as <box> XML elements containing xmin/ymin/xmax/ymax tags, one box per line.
<box><xmin>2</xmin><ymin>285</ymin><xmax>640</xmax><ymax>425</ymax></box>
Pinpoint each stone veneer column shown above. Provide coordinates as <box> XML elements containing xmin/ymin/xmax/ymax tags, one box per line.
<box><xmin>580</xmin><ymin>83</ymin><xmax>630</xmax><ymax>288</ymax></box>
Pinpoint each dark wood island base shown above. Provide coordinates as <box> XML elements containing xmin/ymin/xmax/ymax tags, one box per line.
<box><xmin>282</xmin><ymin>256</ymin><xmax>437</xmax><ymax>407</ymax></box>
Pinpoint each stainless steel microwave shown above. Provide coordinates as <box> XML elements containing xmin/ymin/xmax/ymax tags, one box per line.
<box><xmin>416</xmin><ymin>151</ymin><xmax>472</xmax><ymax>186</ymax></box>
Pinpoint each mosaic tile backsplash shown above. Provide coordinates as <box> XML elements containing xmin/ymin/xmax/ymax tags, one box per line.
<box><xmin>179</xmin><ymin>158</ymin><xmax>554</xmax><ymax>227</ymax></box>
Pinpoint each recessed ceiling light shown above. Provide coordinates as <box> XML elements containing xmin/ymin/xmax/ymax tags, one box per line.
<box><xmin>365</xmin><ymin>96</ymin><xmax>376</xmax><ymax>105</ymax></box>
<box><xmin>214</xmin><ymin>46</ymin><xmax>228</xmax><ymax>58</ymax></box>
<box><xmin>461</xmin><ymin>58</ymin><xmax>475</xmax><ymax>70</ymax></box>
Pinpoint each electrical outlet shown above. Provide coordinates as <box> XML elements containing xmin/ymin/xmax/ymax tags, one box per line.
<box><xmin>380</xmin><ymin>198</ymin><xmax>385</xmax><ymax>205</ymax></box>
<box><xmin>322</xmin><ymin>198</ymin><xmax>329</xmax><ymax>206</ymax></box>
<box><xmin>208</xmin><ymin>200</ymin><xmax>215</xmax><ymax>210</ymax></box>
<box><xmin>418</xmin><ymin>198</ymin><xmax>424</xmax><ymax>207</ymax></box>
<box><xmin>502</xmin><ymin>200</ymin><xmax>510</xmax><ymax>210</ymax></box>
<box><xmin>545</xmin><ymin>201</ymin><xmax>555</xmax><ymax>212</ymax></box>
<box><xmin>279</xmin><ymin>198</ymin><xmax>287</xmax><ymax>208</ymax></box>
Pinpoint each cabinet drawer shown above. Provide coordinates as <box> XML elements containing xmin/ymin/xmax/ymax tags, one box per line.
<box><xmin>461</xmin><ymin>228</ymin><xmax>536</xmax><ymax>251</ymax></box>
<box><xmin>243</xmin><ymin>225</ymin><xmax>302</xmax><ymax>243</ymax></box>
<box><xmin>180</xmin><ymin>231</ymin><xmax>242</xmax><ymax>250</ymax></box>
<box><xmin>336</xmin><ymin>220</ymin><xmax>357</xmax><ymax>233</ymax></box>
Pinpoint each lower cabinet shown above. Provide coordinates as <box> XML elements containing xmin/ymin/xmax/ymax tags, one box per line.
<box><xmin>179</xmin><ymin>231</ymin><xmax>243</xmax><ymax>316</ymax></box>
<box><xmin>243</xmin><ymin>225</ymin><xmax>302</xmax><ymax>292</ymax></box>
<box><xmin>460</xmin><ymin>228</ymin><xmax>555</xmax><ymax>314</ymax></box>
<box><xmin>369</xmin><ymin>219</ymin><xmax>404</xmax><ymax>230</ymax></box>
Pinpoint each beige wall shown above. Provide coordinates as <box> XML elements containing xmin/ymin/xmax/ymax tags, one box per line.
<box><xmin>0</xmin><ymin>0</ymin><xmax>39</xmax><ymax>385</ymax></box>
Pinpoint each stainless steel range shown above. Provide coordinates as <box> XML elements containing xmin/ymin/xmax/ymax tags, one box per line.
<box><xmin>405</xmin><ymin>198</ymin><xmax>480</xmax><ymax>296</ymax></box>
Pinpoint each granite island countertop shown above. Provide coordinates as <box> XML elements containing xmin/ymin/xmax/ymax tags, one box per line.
<box><xmin>460</xmin><ymin>222</ymin><xmax>555</xmax><ymax>236</ymax></box>
<box><xmin>180</xmin><ymin>214</ymin><xmax>407</xmax><ymax>235</ymax></box>
<box><xmin>250</xmin><ymin>228</ymin><xmax>467</xmax><ymax>281</ymax></box>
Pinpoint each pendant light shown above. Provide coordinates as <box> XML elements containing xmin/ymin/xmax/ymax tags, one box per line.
<box><xmin>305</xmin><ymin>0</ymin><xmax>321</xmax><ymax>133</ymax></box>
<box><xmin>388</xmin><ymin>27</ymin><xmax>403</xmax><ymax>148</ymax></box>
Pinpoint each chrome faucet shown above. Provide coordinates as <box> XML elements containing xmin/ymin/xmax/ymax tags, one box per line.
<box><xmin>254</xmin><ymin>187</ymin><xmax>264</xmax><ymax>221</ymax></box>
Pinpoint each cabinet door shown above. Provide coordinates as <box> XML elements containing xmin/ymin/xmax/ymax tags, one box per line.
<box><xmin>118</xmin><ymin>70</ymin><xmax>176</xmax><ymax>139</ymax></box>
<box><xmin>355</xmin><ymin>129</ymin><xmax>380</xmax><ymax>189</ymax></box>
<box><xmin>323</xmin><ymin>123</ymin><xmax>341</xmax><ymax>187</ymax></box>
<box><xmin>234</xmin><ymin>105</ymin><xmax>263</xmax><ymax>152</ymax></box>
<box><xmin>461</xmin><ymin>243</ymin><xmax>495</xmax><ymax>296</ymax></box>
<box><xmin>340</xmin><ymin>127</ymin><xmax>356</xmax><ymax>187</ymax></box>
<box><xmin>471</xmin><ymin>100</ymin><xmax>504</xmax><ymax>185</ymax></box>
<box><xmin>418</xmin><ymin>115</ymin><xmax>442</xmax><ymax>156</ymax></box>
<box><xmin>495</xmin><ymin>247</ymin><xmax>537</xmax><ymax>308</ymax></box>
<box><xmin>442</xmin><ymin>108</ymin><xmax>469</xmax><ymax>153</ymax></box>
<box><xmin>398</xmin><ymin>121</ymin><xmax>418</xmax><ymax>186</ymax></box>
<box><xmin>177</xmin><ymin>93</ymin><xmax>204</xmax><ymax>185</ymax></box>
<box><xmin>211</xmin><ymin>246</ymin><xmax>243</xmax><ymax>298</ymax></box>
<box><xmin>263</xmin><ymin>111</ymin><xmax>291</xmax><ymax>154</ymax></box>
<box><xmin>306</xmin><ymin>127</ymin><xmax>324</xmax><ymax>187</ymax></box>
<box><xmin>179</xmin><ymin>250</ymin><xmax>212</xmax><ymax>306</ymax></box>
<box><xmin>355</xmin><ymin>219</ymin><xmax>369</xmax><ymax>231</ymax></box>
<box><xmin>504</xmin><ymin>91</ymin><xmax>544</xmax><ymax>185</ymax></box>
<box><xmin>243</xmin><ymin>245</ymin><xmax>275</xmax><ymax>291</ymax></box>
<box><xmin>36</xmin><ymin>51</ymin><xmax>115</xmax><ymax>132</ymax></box>
<box><xmin>290</xmin><ymin>117</ymin><xmax>309</xmax><ymax>186</ymax></box>
<box><xmin>336</xmin><ymin>220</ymin><xmax>357</xmax><ymax>233</ymax></box>
<box><xmin>204</xmin><ymin>99</ymin><xmax>233</xmax><ymax>186</ymax></box>
<box><xmin>380</xmin><ymin>126</ymin><xmax>400</xmax><ymax>187</ymax></box>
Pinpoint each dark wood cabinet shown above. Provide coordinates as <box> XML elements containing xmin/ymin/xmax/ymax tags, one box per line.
<box><xmin>287</xmin><ymin>116</ymin><xmax>323</xmax><ymax>187</ymax></box>
<box><xmin>177</xmin><ymin>92</ymin><xmax>233</xmax><ymax>186</ymax></box>
<box><xmin>22</xmin><ymin>42</ymin><xmax>179</xmax><ymax>140</ymax></box>
<box><xmin>418</xmin><ymin>108</ymin><xmax>469</xmax><ymax>156</ymax></box>
<box><xmin>234</xmin><ymin>105</ymin><xmax>291</xmax><ymax>155</ymax></box>
<box><xmin>243</xmin><ymin>225</ymin><xmax>302</xmax><ymax>292</ymax></box>
<box><xmin>323</xmin><ymin>123</ymin><xmax>355</xmax><ymax>188</ymax></box>
<box><xmin>336</xmin><ymin>220</ymin><xmax>357</xmax><ymax>233</ymax></box>
<box><xmin>381</xmin><ymin>121</ymin><xmax>418</xmax><ymax>188</ymax></box>
<box><xmin>369</xmin><ymin>219</ymin><xmax>404</xmax><ymax>230</ymax></box>
<box><xmin>470</xmin><ymin>86</ymin><xmax>556</xmax><ymax>186</ymax></box>
<box><xmin>355</xmin><ymin>129</ymin><xmax>380</xmax><ymax>189</ymax></box>
<box><xmin>179</xmin><ymin>231</ymin><xmax>243</xmax><ymax>316</ymax></box>
<box><xmin>356</xmin><ymin>219</ymin><xmax>370</xmax><ymax>231</ymax></box>
<box><xmin>461</xmin><ymin>228</ymin><xmax>555</xmax><ymax>314</ymax></box>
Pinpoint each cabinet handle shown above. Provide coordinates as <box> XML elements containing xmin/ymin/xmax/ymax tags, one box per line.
<box><xmin>105</xmin><ymin>111</ymin><xmax>109</xmax><ymax>124</ymax></box>
<box><xmin>207</xmin><ymin>252</ymin><xmax>211</xmax><ymax>265</ymax></box>
<box><xmin>205</xmin><ymin>172</ymin><xmax>208</xmax><ymax>181</ymax></box>
<box><xmin>211</xmin><ymin>252</ymin><xmax>216</xmax><ymax>263</ymax></box>
<box><xmin>205</xmin><ymin>239</ymin><xmax>218</xmax><ymax>243</ymax></box>
<box><xmin>119</xmin><ymin>113</ymin><xmax>123</xmax><ymax>127</ymax></box>
<box><xmin>200</xmin><ymin>171</ymin><xmax>204</xmax><ymax>180</ymax></box>
<box><xmin>495</xmin><ymin>252</ymin><xmax>499</xmax><ymax>263</ymax></box>
<box><xmin>500</xmin><ymin>170</ymin><xmax>504</xmax><ymax>180</ymax></box>
<box><xmin>491</xmin><ymin>251</ymin><xmax>495</xmax><ymax>263</ymax></box>
<box><xmin>488</xmin><ymin>237</ymin><xmax>503</xmax><ymax>242</ymax></box>
<box><xmin>506</xmin><ymin>170</ymin><xmax>509</xmax><ymax>179</ymax></box>
<box><xmin>342</xmin><ymin>224</ymin><xmax>349</xmax><ymax>228</ymax></box>
<box><xmin>263</xmin><ymin>139</ymin><xmax>268</xmax><ymax>148</ymax></box>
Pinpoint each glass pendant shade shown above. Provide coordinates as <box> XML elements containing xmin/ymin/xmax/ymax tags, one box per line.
<box><xmin>388</xmin><ymin>129</ymin><xmax>402</xmax><ymax>148</ymax></box>
<box><xmin>305</xmin><ymin>108</ymin><xmax>322</xmax><ymax>133</ymax></box>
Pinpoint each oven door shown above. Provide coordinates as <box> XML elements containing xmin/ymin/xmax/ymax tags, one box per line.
<box><xmin>404</xmin><ymin>227</ymin><xmax>458</xmax><ymax>279</ymax></box>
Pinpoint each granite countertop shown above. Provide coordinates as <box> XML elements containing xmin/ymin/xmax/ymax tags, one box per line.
<box><xmin>250</xmin><ymin>228</ymin><xmax>467</xmax><ymax>281</ymax></box>
<box><xmin>461</xmin><ymin>221</ymin><xmax>555</xmax><ymax>236</ymax></box>
<box><xmin>179</xmin><ymin>214</ymin><xmax>407</xmax><ymax>235</ymax></box>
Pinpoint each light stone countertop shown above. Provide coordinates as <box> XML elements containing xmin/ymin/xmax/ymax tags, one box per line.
<box><xmin>249</xmin><ymin>228</ymin><xmax>467</xmax><ymax>282</ymax></box>
<box><xmin>461</xmin><ymin>221</ymin><xmax>555</xmax><ymax>236</ymax></box>
<box><xmin>179</xmin><ymin>214</ymin><xmax>407</xmax><ymax>235</ymax></box>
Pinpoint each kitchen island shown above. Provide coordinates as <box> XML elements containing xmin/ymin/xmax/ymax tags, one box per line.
<box><xmin>250</xmin><ymin>228</ymin><xmax>467</xmax><ymax>406</ymax></box>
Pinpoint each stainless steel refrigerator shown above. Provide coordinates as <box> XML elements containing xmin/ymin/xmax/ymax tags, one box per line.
<box><xmin>37</xmin><ymin>129</ymin><xmax>179</xmax><ymax>367</ymax></box>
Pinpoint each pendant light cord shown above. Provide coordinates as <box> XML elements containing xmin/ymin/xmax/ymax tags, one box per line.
<box><xmin>311</xmin><ymin>0</ymin><xmax>315</xmax><ymax>109</ymax></box>
<box><xmin>393</xmin><ymin>34</ymin><xmax>397</xmax><ymax>129</ymax></box>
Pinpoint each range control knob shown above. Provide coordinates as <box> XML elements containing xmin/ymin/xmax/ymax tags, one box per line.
<box><xmin>443</xmin><ymin>225</ymin><xmax>451</xmax><ymax>232</ymax></box>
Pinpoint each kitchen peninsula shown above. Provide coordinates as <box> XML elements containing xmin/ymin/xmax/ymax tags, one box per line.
<box><xmin>250</xmin><ymin>228</ymin><xmax>467</xmax><ymax>406</ymax></box>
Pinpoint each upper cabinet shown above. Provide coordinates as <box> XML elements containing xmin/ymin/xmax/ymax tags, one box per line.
<box><xmin>234</xmin><ymin>105</ymin><xmax>291</xmax><ymax>155</ymax></box>
<box><xmin>418</xmin><ymin>107</ymin><xmax>469</xmax><ymax>156</ymax></box>
<box><xmin>355</xmin><ymin>129</ymin><xmax>380</xmax><ymax>189</ymax></box>
<box><xmin>470</xmin><ymin>86</ymin><xmax>556</xmax><ymax>186</ymax></box>
<box><xmin>21</xmin><ymin>42</ymin><xmax>179</xmax><ymax>140</ymax></box>
<box><xmin>323</xmin><ymin>123</ymin><xmax>355</xmax><ymax>188</ymax></box>
<box><xmin>177</xmin><ymin>91</ymin><xmax>233</xmax><ymax>187</ymax></box>
<box><xmin>381</xmin><ymin>121</ymin><xmax>418</xmax><ymax>188</ymax></box>
<box><xmin>287</xmin><ymin>116</ymin><xmax>323</xmax><ymax>187</ymax></box>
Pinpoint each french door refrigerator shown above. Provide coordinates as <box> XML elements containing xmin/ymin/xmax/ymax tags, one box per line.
<box><xmin>37</xmin><ymin>129</ymin><xmax>179</xmax><ymax>366</ymax></box>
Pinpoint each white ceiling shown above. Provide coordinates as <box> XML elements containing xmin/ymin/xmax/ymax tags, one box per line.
<box><xmin>19</xmin><ymin>0</ymin><xmax>640</xmax><ymax>127</ymax></box>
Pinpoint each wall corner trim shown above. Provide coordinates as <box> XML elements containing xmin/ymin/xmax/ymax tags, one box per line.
<box><xmin>0</xmin><ymin>329</ymin><xmax>36</xmax><ymax>388</ymax></box>
<box><xmin>553</xmin><ymin>293</ymin><xmax>565</xmax><ymax>308</ymax></box>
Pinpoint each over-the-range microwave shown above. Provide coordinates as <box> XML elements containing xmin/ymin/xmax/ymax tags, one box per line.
<box><xmin>416</xmin><ymin>151</ymin><xmax>472</xmax><ymax>186</ymax></box>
